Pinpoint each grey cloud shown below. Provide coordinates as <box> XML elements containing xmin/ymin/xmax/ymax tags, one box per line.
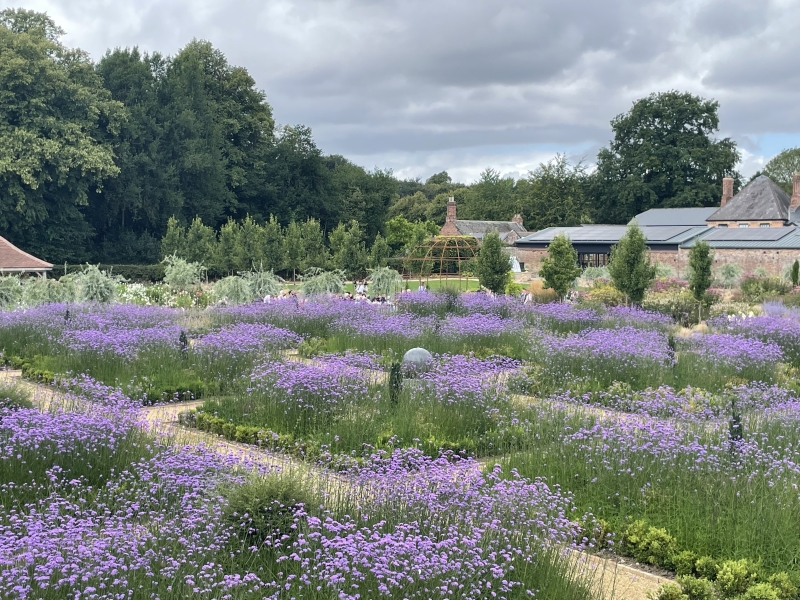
<box><xmin>19</xmin><ymin>0</ymin><xmax>800</xmax><ymax>181</ymax></box>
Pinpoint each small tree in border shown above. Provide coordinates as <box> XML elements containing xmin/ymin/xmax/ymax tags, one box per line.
<box><xmin>475</xmin><ymin>230</ymin><xmax>511</xmax><ymax>294</ymax></box>
<box><xmin>688</xmin><ymin>240</ymin><xmax>714</xmax><ymax>322</ymax></box>
<box><xmin>792</xmin><ymin>259</ymin><xmax>800</xmax><ymax>288</ymax></box>
<box><xmin>609</xmin><ymin>221</ymin><xmax>657</xmax><ymax>305</ymax></box>
<box><xmin>538</xmin><ymin>233</ymin><xmax>581</xmax><ymax>301</ymax></box>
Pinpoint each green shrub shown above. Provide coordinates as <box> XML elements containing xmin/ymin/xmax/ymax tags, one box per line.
<box><xmin>694</xmin><ymin>556</ymin><xmax>720</xmax><ymax>581</ymax></box>
<box><xmin>297</xmin><ymin>337</ymin><xmax>327</xmax><ymax>358</ymax></box>
<box><xmin>740</xmin><ymin>276</ymin><xmax>791</xmax><ymax>302</ymax></box>
<box><xmin>620</xmin><ymin>520</ymin><xmax>678</xmax><ymax>569</ymax></box>
<box><xmin>0</xmin><ymin>275</ymin><xmax>22</xmax><ymax>309</ymax></box>
<box><xmin>673</xmin><ymin>550</ymin><xmax>699</xmax><ymax>576</ymax></box>
<box><xmin>742</xmin><ymin>583</ymin><xmax>782</xmax><ymax>600</ymax></box>
<box><xmin>653</xmin><ymin>582</ymin><xmax>688</xmax><ymax>600</ymax></box>
<box><xmin>163</xmin><ymin>255</ymin><xmax>205</xmax><ymax>291</ymax></box>
<box><xmin>213</xmin><ymin>276</ymin><xmax>255</xmax><ymax>305</ymax></box>
<box><xmin>716</xmin><ymin>559</ymin><xmax>760</xmax><ymax>599</ymax></box>
<box><xmin>73</xmin><ymin>264</ymin><xmax>123</xmax><ymax>303</ymax></box>
<box><xmin>766</xmin><ymin>573</ymin><xmax>798</xmax><ymax>600</ymax></box>
<box><xmin>242</xmin><ymin>267</ymin><xmax>284</xmax><ymax>298</ymax></box>
<box><xmin>64</xmin><ymin>264</ymin><xmax>166</xmax><ymax>282</ymax></box>
<box><xmin>585</xmin><ymin>283</ymin><xmax>625</xmax><ymax>307</ymax></box>
<box><xmin>221</xmin><ymin>473</ymin><xmax>316</xmax><ymax>547</ymax></box>
<box><xmin>0</xmin><ymin>381</ymin><xmax>33</xmax><ymax>410</ymax></box>
<box><xmin>677</xmin><ymin>576</ymin><xmax>715</xmax><ymax>600</ymax></box>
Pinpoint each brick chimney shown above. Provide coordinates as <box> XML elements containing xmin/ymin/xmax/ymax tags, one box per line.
<box><xmin>721</xmin><ymin>177</ymin><xmax>734</xmax><ymax>207</ymax></box>
<box><xmin>446</xmin><ymin>196</ymin><xmax>456</xmax><ymax>223</ymax></box>
<box><xmin>791</xmin><ymin>173</ymin><xmax>800</xmax><ymax>211</ymax></box>
<box><xmin>512</xmin><ymin>213</ymin><xmax>523</xmax><ymax>227</ymax></box>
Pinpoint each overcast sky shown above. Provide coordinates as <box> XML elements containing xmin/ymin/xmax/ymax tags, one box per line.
<box><xmin>17</xmin><ymin>0</ymin><xmax>800</xmax><ymax>183</ymax></box>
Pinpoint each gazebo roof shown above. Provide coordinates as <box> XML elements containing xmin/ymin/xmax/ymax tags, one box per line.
<box><xmin>0</xmin><ymin>236</ymin><xmax>53</xmax><ymax>272</ymax></box>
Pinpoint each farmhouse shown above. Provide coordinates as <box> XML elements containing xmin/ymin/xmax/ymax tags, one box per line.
<box><xmin>439</xmin><ymin>196</ymin><xmax>527</xmax><ymax>244</ymax></box>
<box><xmin>514</xmin><ymin>174</ymin><xmax>800</xmax><ymax>277</ymax></box>
<box><xmin>0</xmin><ymin>236</ymin><xmax>53</xmax><ymax>277</ymax></box>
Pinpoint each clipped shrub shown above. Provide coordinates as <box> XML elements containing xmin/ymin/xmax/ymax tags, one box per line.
<box><xmin>716</xmin><ymin>559</ymin><xmax>760</xmax><ymax>599</ymax></box>
<box><xmin>677</xmin><ymin>576</ymin><xmax>715</xmax><ymax>600</ymax></box>
<box><xmin>213</xmin><ymin>276</ymin><xmax>255</xmax><ymax>305</ymax></box>
<box><xmin>673</xmin><ymin>550</ymin><xmax>699</xmax><ymax>577</ymax></box>
<box><xmin>620</xmin><ymin>520</ymin><xmax>678</xmax><ymax>569</ymax></box>
<box><xmin>694</xmin><ymin>556</ymin><xmax>720</xmax><ymax>581</ymax></box>
<box><xmin>766</xmin><ymin>573</ymin><xmax>798</xmax><ymax>600</ymax></box>
<box><xmin>742</xmin><ymin>583</ymin><xmax>782</xmax><ymax>600</ymax></box>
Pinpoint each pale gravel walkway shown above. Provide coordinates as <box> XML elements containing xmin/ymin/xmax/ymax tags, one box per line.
<box><xmin>2</xmin><ymin>368</ymin><xmax>669</xmax><ymax>600</ymax></box>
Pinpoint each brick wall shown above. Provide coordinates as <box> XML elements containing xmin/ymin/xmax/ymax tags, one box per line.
<box><xmin>439</xmin><ymin>222</ymin><xmax>460</xmax><ymax>236</ymax></box>
<box><xmin>709</xmin><ymin>221</ymin><xmax>786</xmax><ymax>228</ymax></box>
<box><xmin>512</xmin><ymin>247</ymin><xmax>800</xmax><ymax>278</ymax></box>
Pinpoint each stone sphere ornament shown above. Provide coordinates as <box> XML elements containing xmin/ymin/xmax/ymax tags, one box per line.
<box><xmin>402</xmin><ymin>347</ymin><xmax>433</xmax><ymax>376</ymax></box>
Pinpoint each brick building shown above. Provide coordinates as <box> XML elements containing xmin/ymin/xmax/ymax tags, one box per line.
<box><xmin>513</xmin><ymin>174</ymin><xmax>800</xmax><ymax>277</ymax></box>
<box><xmin>439</xmin><ymin>196</ymin><xmax>527</xmax><ymax>244</ymax></box>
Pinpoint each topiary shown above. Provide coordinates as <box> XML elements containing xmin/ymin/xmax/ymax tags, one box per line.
<box><xmin>716</xmin><ymin>559</ymin><xmax>760</xmax><ymax>599</ymax></box>
<box><xmin>742</xmin><ymin>583</ymin><xmax>782</xmax><ymax>600</ymax></box>
<box><xmin>676</xmin><ymin>576</ymin><xmax>715</xmax><ymax>600</ymax></box>
<box><xmin>694</xmin><ymin>556</ymin><xmax>719</xmax><ymax>581</ymax></box>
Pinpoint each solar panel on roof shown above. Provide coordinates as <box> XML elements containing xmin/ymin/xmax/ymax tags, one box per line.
<box><xmin>642</xmin><ymin>226</ymin><xmax>695</xmax><ymax>241</ymax></box>
<box><xmin>703</xmin><ymin>228</ymin><xmax>793</xmax><ymax>242</ymax></box>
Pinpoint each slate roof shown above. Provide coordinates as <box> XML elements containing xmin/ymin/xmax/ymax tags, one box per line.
<box><xmin>706</xmin><ymin>175</ymin><xmax>792</xmax><ymax>222</ymax></box>
<box><xmin>681</xmin><ymin>227</ymin><xmax>800</xmax><ymax>249</ymax></box>
<box><xmin>516</xmin><ymin>225</ymin><xmax>706</xmax><ymax>247</ymax></box>
<box><xmin>0</xmin><ymin>237</ymin><xmax>52</xmax><ymax>272</ymax></box>
<box><xmin>451</xmin><ymin>220</ymin><xmax>526</xmax><ymax>242</ymax></box>
<box><xmin>633</xmin><ymin>207</ymin><xmax>719</xmax><ymax>226</ymax></box>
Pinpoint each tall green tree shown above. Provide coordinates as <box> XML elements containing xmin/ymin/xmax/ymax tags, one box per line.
<box><xmin>283</xmin><ymin>220</ymin><xmax>304</xmax><ymax>281</ymax></box>
<box><xmin>369</xmin><ymin>233</ymin><xmax>391</xmax><ymax>268</ymax></box>
<box><xmin>538</xmin><ymin>234</ymin><xmax>581</xmax><ymax>300</ymax></box>
<box><xmin>592</xmin><ymin>91</ymin><xmax>741</xmax><ymax>224</ymax></box>
<box><xmin>161</xmin><ymin>217</ymin><xmax>186</xmax><ymax>258</ymax></box>
<box><xmin>763</xmin><ymin>148</ymin><xmax>800</xmax><ymax>195</ymax></box>
<box><xmin>688</xmin><ymin>239</ymin><xmax>714</xmax><ymax>321</ymax></box>
<box><xmin>609</xmin><ymin>222</ymin><xmax>657</xmax><ymax>304</ymax></box>
<box><xmin>329</xmin><ymin>220</ymin><xmax>368</xmax><ymax>279</ymax></box>
<box><xmin>0</xmin><ymin>9</ymin><xmax>125</xmax><ymax>261</ymax></box>
<box><xmin>234</xmin><ymin>215</ymin><xmax>265</xmax><ymax>271</ymax></box>
<box><xmin>475</xmin><ymin>231</ymin><xmax>511</xmax><ymax>294</ymax></box>
<box><xmin>300</xmin><ymin>218</ymin><xmax>328</xmax><ymax>270</ymax></box>
<box><xmin>215</xmin><ymin>219</ymin><xmax>240</xmax><ymax>275</ymax></box>
<box><xmin>262</xmin><ymin>215</ymin><xmax>284</xmax><ymax>273</ymax></box>
<box><xmin>184</xmin><ymin>216</ymin><xmax>217</xmax><ymax>265</ymax></box>
<box><xmin>462</xmin><ymin>168</ymin><xmax>516</xmax><ymax>221</ymax></box>
<box><xmin>519</xmin><ymin>155</ymin><xmax>590</xmax><ymax>230</ymax></box>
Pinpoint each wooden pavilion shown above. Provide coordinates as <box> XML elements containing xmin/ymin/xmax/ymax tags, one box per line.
<box><xmin>0</xmin><ymin>236</ymin><xmax>53</xmax><ymax>277</ymax></box>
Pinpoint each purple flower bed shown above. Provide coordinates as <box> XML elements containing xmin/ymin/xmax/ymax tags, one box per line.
<box><xmin>709</xmin><ymin>314</ymin><xmax>800</xmax><ymax>365</ymax></box>
<box><xmin>64</xmin><ymin>325</ymin><xmax>183</xmax><ymax>357</ymax></box>
<box><xmin>195</xmin><ymin>322</ymin><xmax>302</xmax><ymax>357</ymax></box>
<box><xmin>680</xmin><ymin>333</ymin><xmax>783</xmax><ymax>374</ymax></box>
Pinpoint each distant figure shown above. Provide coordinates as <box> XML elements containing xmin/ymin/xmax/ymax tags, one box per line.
<box><xmin>418</xmin><ymin>282</ymin><xmax>426</xmax><ymax>292</ymax></box>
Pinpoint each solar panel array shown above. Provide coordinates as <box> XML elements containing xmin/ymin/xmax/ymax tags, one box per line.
<box><xmin>702</xmin><ymin>227</ymin><xmax>793</xmax><ymax>242</ymax></box>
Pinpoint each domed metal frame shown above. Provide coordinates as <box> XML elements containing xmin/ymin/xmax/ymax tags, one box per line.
<box><xmin>396</xmin><ymin>236</ymin><xmax>479</xmax><ymax>290</ymax></box>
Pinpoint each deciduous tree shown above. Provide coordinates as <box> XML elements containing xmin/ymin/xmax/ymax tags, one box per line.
<box><xmin>475</xmin><ymin>231</ymin><xmax>510</xmax><ymax>294</ymax></box>
<box><xmin>609</xmin><ymin>221</ymin><xmax>657</xmax><ymax>304</ymax></box>
<box><xmin>538</xmin><ymin>234</ymin><xmax>581</xmax><ymax>300</ymax></box>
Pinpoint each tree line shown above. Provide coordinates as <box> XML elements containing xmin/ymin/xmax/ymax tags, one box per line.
<box><xmin>5</xmin><ymin>8</ymin><xmax>800</xmax><ymax>266</ymax></box>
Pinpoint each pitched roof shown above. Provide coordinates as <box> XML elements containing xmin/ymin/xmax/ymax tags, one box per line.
<box><xmin>0</xmin><ymin>237</ymin><xmax>53</xmax><ymax>271</ymax></box>
<box><xmin>634</xmin><ymin>207</ymin><xmax>718</xmax><ymax>226</ymax></box>
<box><xmin>706</xmin><ymin>175</ymin><xmax>791</xmax><ymax>222</ymax></box>
<box><xmin>516</xmin><ymin>225</ymin><xmax>711</xmax><ymax>248</ymax></box>
<box><xmin>681</xmin><ymin>226</ymin><xmax>800</xmax><ymax>249</ymax></box>
<box><xmin>452</xmin><ymin>220</ymin><xmax>526</xmax><ymax>236</ymax></box>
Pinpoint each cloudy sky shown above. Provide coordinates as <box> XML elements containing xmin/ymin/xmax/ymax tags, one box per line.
<box><xmin>17</xmin><ymin>0</ymin><xmax>800</xmax><ymax>183</ymax></box>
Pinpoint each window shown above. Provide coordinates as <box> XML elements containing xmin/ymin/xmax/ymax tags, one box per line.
<box><xmin>718</xmin><ymin>224</ymin><xmax>728</xmax><ymax>228</ymax></box>
<box><xmin>760</xmin><ymin>223</ymin><xmax>771</xmax><ymax>228</ymax></box>
<box><xmin>739</xmin><ymin>223</ymin><xmax>749</xmax><ymax>228</ymax></box>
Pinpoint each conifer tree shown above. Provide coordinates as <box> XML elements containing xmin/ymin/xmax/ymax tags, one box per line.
<box><xmin>475</xmin><ymin>230</ymin><xmax>510</xmax><ymax>294</ymax></box>
<box><xmin>688</xmin><ymin>240</ymin><xmax>713</xmax><ymax>321</ymax></box>
<box><xmin>538</xmin><ymin>233</ymin><xmax>580</xmax><ymax>300</ymax></box>
<box><xmin>283</xmin><ymin>221</ymin><xmax>304</xmax><ymax>281</ymax></box>
<box><xmin>609</xmin><ymin>221</ymin><xmax>656</xmax><ymax>304</ymax></box>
